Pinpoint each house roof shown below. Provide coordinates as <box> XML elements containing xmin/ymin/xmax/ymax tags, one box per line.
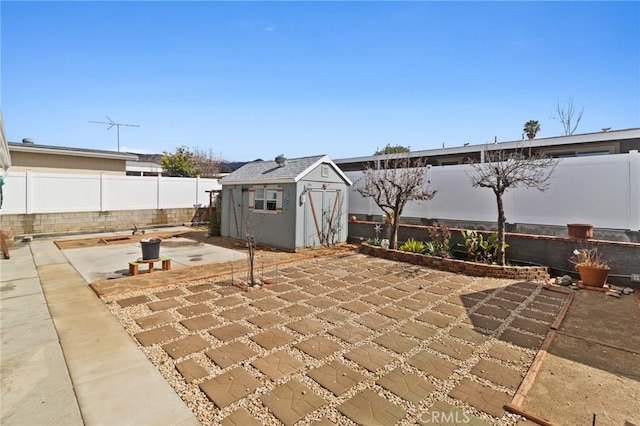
<box><xmin>8</xmin><ymin>141</ymin><xmax>139</xmax><ymax>161</ymax></box>
<box><xmin>334</xmin><ymin>127</ymin><xmax>640</xmax><ymax>164</ymax></box>
<box><xmin>221</xmin><ymin>154</ymin><xmax>352</xmax><ymax>186</ymax></box>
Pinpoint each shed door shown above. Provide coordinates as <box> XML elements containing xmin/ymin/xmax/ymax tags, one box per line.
<box><xmin>304</xmin><ymin>189</ymin><xmax>343</xmax><ymax>248</ymax></box>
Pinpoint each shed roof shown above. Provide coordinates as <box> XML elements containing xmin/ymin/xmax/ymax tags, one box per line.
<box><xmin>221</xmin><ymin>154</ymin><xmax>352</xmax><ymax>185</ymax></box>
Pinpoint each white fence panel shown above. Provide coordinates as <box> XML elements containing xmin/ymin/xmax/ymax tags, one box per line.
<box><xmin>32</xmin><ymin>173</ymin><xmax>101</xmax><ymax>213</ymax></box>
<box><xmin>1</xmin><ymin>170</ymin><xmax>27</xmax><ymax>214</ymax></box>
<box><xmin>160</xmin><ymin>177</ymin><xmax>198</xmax><ymax>209</ymax></box>
<box><xmin>106</xmin><ymin>175</ymin><xmax>159</xmax><ymax>211</ymax></box>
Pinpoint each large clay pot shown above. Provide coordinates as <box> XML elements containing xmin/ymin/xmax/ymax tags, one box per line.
<box><xmin>577</xmin><ymin>265</ymin><xmax>609</xmax><ymax>287</ymax></box>
<box><xmin>567</xmin><ymin>223</ymin><xmax>593</xmax><ymax>240</ymax></box>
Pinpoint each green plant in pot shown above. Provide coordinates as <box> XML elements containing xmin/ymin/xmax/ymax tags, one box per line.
<box><xmin>569</xmin><ymin>247</ymin><xmax>610</xmax><ymax>287</ymax></box>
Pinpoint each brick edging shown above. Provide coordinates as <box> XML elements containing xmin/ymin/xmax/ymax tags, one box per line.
<box><xmin>359</xmin><ymin>243</ymin><xmax>550</xmax><ymax>281</ymax></box>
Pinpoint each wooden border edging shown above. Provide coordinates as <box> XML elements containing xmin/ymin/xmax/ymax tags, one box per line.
<box><xmin>504</xmin><ymin>403</ymin><xmax>557</xmax><ymax>426</ymax></box>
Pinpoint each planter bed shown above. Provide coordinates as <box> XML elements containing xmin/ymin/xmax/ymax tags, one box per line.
<box><xmin>359</xmin><ymin>242</ymin><xmax>550</xmax><ymax>281</ymax></box>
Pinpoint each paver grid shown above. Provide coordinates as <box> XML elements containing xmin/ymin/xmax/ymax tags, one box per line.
<box><xmin>104</xmin><ymin>252</ymin><xmax>566</xmax><ymax>425</ymax></box>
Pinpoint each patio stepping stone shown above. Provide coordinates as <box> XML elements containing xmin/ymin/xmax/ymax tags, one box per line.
<box><xmin>448</xmin><ymin>378</ymin><xmax>510</xmax><ymax>418</ymax></box>
<box><xmin>397</xmin><ymin>298</ymin><xmax>426</xmax><ymax>311</ymax></box>
<box><xmin>184</xmin><ymin>292</ymin><xmax>216</xmax><ymax>303</ymax></box>
<box><xmin>177</xmin><ymin>303</ymin><xmax>212</xmax><ymax>318</ymax></box>
<box><xmin>306</xmin><ymin>296</ymin><xmax>338</xmax><ymax>310</ymax></box>
<box><xmin>374</xmin><ymin>332</ymin><xmax>419</xmax><ymax>354</ymax></box>
<box><xmin>379</xmin><ymin>288</ymin><xmax>409</xmax><ymax>300</ymax></box>
<box><xmin>279</xmin><ymin>304</ymin><xmax>314</xmax><ymax>318</ymax></box>
<box><xmin>433</xmin><ymin>303</ymin><xmax>467</xmax><ymax>317</ymax></box>
<box><xmin>528</xmin><ymin>301</ymin><xmax>562</xmax><ymax>314</ymax></box>
<box><xmin>429</xmin><ymin>338</ymin><xmax>474</xmax><ymax>361</ymax></box>
<box><xmin>412</xmin><ymin>291</ymin><xmax>442</xmax><ymax>303</ymax></box>
<box><xmin>421</xmin><ymin>401</ymin><xmax>490</xmax><ymax>426</ymax></box>
<box><xmin>470</xmin><ymin>359</ymin><xmax>522</xmax><ymax>390</ymax></box>
<box><xmin>360</xmin><ymin>294</ymin><xmax>391</xmax><ymax>306</ymax></box>
<box><xmin>189</xmin><ymin>283</ymin><xmax>215</xmax><ymax>293</ymax></box>
<box><xmin>180</xmin><ymin>314</ymin><xmax>220</xmax><ymax>331</ymax></box>
<box><xmin>248</xmin><ymin>313</ymin><xmax>285</xmax><ymax>328</ymax></box>
<box><xmin>500</xmin><ymin>329</ymin><xmax>544</xmax><ymax>350</ymax></box>
<box><xmin>350</xmin><ymin>284</ymin><xmax>375</xmax><ymax>295</ymax></box>
<box><xmin>251</xmin><ymin>329</ymin><xmax>295</xmax><ymax>350</ymax></box>
<box><xmin>216</xmin><ymin>295</ymin><xmax>245</xmax><ymax>307</ymax></box>
<box><xmin>341</xmin><ymin>300</ymin><xmax>372</xmax><ymax>314</ymax></box>
<box><xmin>316</xmin><ymin>308</ymin><xmax>351</xmax><ymax>324</ymax></box>
<box><xmin>242</xmin><ymin>290</ymin><xmax>270</xmax><ymax>300</ymax></box>
<box><xmin>344</xmin><ymin>344</ymin><xmax>395</xmax><ymax>372</ymax></box>
<box><xmin>398</xmin><ymin>321</ymin><xmax>437</xmax><ymax>340</ymax></box>
<box><xmin>426</xmin><ymin>285</ymin><xmax>454</xmax><ymax>296</ymax></box>
<box><xmin>488</xmin><ymin>342</ymin><xmax>532</xmax><ymax>365</ymax></box>
<box><xmin>415</xmin><ymin>311</ymin><xmax>454</xmax><ymax>328</ymax></box>
<box><xmin>463</xmin><ymin>315</ymin><xmax>502</xmax><ymax>333</ymax></box>
<box><xmin>323</xmin><ymin>279</ymin><xmax>347</xmax><ymax>288</ymax></box>
<box><xmin>117</xmin><ymin>295</ymin><xmax>151</xmax><ymax>307</ymax></box>
<box><xmin>376</xmin><ymin>367</ymin><xmax>435</xmax><ymax>405</ymax></box>
<box><xmin>286</xmin><ymin>318</ymin><xmax>325</xmax><ymax>335</ymax></box>
<box><xmin>328</xmin><ymin>324</ymin><xmax>372</xmax><ymax>344</ymax></box>
<box><xmin>220</xmin><ymin>408</ymin><xmax>261</xmax><ymax>426</ymax></box>
<box><xmin>270</xmin><ymin>283</ymin><xmax>296</xmax><ymax>293</ymax></box>
<box><xmin>209</xmin><ymin>323</ymin><xmax>251</xmax><ymax>342</ymax></box>
<box><xmin>251</xmin><ymin>350</ymin><xmax>304</xmax><ymax>381</ymax></box>
<box><xmin>449</xmin><ymin>325</ymin><xmax>490</xmax><ymax>345</ymax></box>
<box><xmin>135</xmin><ymin>311</ymin><xmax>174</xmax><ymax>329</ymax></box>
<box><xmin>328</xmin><ymin>290</ymin><xmax>357</xmax><ymax>302</ymax></box>
<box><xmin>220</xmin><ymin>306</ymin><xmax>255</xmax><ymax>321</ymax></box>
<box><xmin>408</xmin><ymin>351</ymin><xmax>457</xmax><ymax>380</ymax></box>
<box><xmin>295</xmin><ymin>336</ymin><xmax>341</xmax><ymax>359</ymax></box>
<box><xmin>260</xmin><ymin>379</ymin><xmax>325</xmax><ymax>426</ymax></box>
<box><xmin>176</xmin><ymin>358</ymin><xmax>208</xmax><ymax>383</ymax></box>
<box><xmin>154</xmin><ymin>288</ymin><xmax>185</xmax><ymax>299</ymax></box>
<box><xmin>485</xmin><ymin>298</ymin><xmax>520</xmax><ymax>310</ymax></box>
<box><xmin>475</xmin><ymin>305</ymin><xmax>511</xmax><ymax>319</ymax></box>
<box><xmin>341</xmin><ymin>274</ymin><xmax>364</xmax><ymax>284</ymax></box>
<box><xmin>510</xmin><ymin>317</ymin><xmax>549</xmax><ymax>336</ymax></box>
<box><xmin>251</xmin><ymin>298</ymin><xmax>286</xmax><ymax>311</ymax></box>
<box><xmin>356</xmin><ymin>313</ymin><xmax>392</xmax><ymax>331</ymax></box>
<box><xmin>163</xmin><ymin>335</ymin><xmax>211</xmax><ymax>359</ymax></box>
<box><xmin>308</xmin><ymin>360</ymin><xmax>366</xmax><ymax>396</ymax></box>
<box><xmin>206</xmin><ymin>341</ymin><xmax>257</xmax><ymax>368</ymax></box>
<box><xmin>217</xmin><ymin>286</ymin><xmax>241</xmax><ymax>295</ymax></box>
<box><xmin>278</xmin><ymin>291</ymin><xmax>309</xmax><ymax>303</ymax></box>
<box><xmin>303</xmin><ymin>285</ymin><xmax>330</xmax><ymax>296</ymax></box>
<box><xmin>289</xmin><ymin>277</ymin><xmax>316</xmax><ymax>287</ymax></box>
<box><xmin>496</xmin><ymin>291</ymin><xmax>528</xmax><ymax>303</ymax></box>
<box><xmin>200</xmin><ymin>367</ymin><xmax>260</xmax><ymax>408</ymax></box>
<box><xmin>377</xmin><ymin>305</ymin><xmax>412</xmax><ymax>321</ymax></box>
<box><xmin>519</xmin><ymin>308</ymin><xmax>555</xmax><ymax>323</ymax></box>
<box><xmin>338</xmin><ymin>389</ymin><xmax>406</xmax><ymax>426</ymax></box>
<box><xmin>147</xmin><ymin>298</ymin><xmax>182</xmax><ymax>311</ymax></box>
<box><xmin>367</xmin><ymin>279</ymin><xmax>391</xmax><ymax>289</ymax></box>
<box><xmin>134</xmin><ymin>325</ymin><xmax>182</xmax><ymax>346</ymax></box>
<box><xmin>448</xmin><ymin>295</ymin><xmax>481</xmax><ymax>308</ymax></box>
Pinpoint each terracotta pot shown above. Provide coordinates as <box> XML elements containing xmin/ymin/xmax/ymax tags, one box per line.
<box><xmin>567</xmin><ymin>223</ymin><xmax>593</xmax><ymax>239</ymax></box>
<box><xmin>577</xmin><ymin>265</ymin><xmax>609</xmax><ymax>287</ymax></box>
<box><xmin>350</xmin><ymin>216</ymin><xmax>357</xmax><ymax>223</ymax></box>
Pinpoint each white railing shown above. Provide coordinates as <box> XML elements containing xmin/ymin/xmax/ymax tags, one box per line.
<box><xmin>345</xmin><ymin>151</ymin><xmax>640</xmax><ymax>231</ymax></box>
<box><xmin>0</xmin><ymin>172</ymin><xmax>222</xmax><ymax>214</ymax></box>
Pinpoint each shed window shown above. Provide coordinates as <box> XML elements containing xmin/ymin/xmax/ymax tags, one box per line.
<box><xmin>249</xmin><ymin>187</ymin><xmax>283</xmax><ymax>213</ymax></box>
<box><xmin>321</xmin><ymin>165</ymin><xmax>329</xmax><ymax>177</ymax></box>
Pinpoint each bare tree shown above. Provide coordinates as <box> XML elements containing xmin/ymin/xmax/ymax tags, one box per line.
<box><xmin>192</xmin><ymin>147</ymin><xmax>222</xmax><ymax>178</ymax></box>
<box><xmin>357</xmin><ymin>155</ymin><xmax>436</xmax><ymax>249</ymax></box>
<box><xmin>468</xmin><ymin>148</ymin><xmax>559</xmax><ymax>265</ymax></box>
<box><xmin>552</xmin><ymin>98</ymin><xmax>584</xmax><ymax>135</ymax></box>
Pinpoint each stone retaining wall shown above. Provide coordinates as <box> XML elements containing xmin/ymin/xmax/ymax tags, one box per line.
<box><xmin>0</xmin><ymin>208</ymin><xmax>207</xmax><ymax>236</ymax></box>
<box><xmin>359</xmin><ymin>243</ymin><xmax>550</xmax><ymax>281</ymax></box>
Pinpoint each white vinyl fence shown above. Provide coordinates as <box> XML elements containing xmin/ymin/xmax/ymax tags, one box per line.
<box><xmin>0</xmin><ymin>172</ymin><xmax>222</xmax><ymax>214</ymax></box>
<box><xmin>345</xmin><ymin>151</ymin><xmax>640</xmax><ymax>231</ymax></box>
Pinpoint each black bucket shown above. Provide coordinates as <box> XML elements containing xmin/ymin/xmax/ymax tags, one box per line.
<box><xmin>141</xmin><ymin>238</ymin><xmax>161</xmax><ymax>260</ymax></box>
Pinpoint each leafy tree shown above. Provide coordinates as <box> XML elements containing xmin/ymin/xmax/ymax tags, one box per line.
<box><xmin>374</xmin><ymin>143</ymin><xmax>410</xmax><ymax>156</ymax></box>
<box><xmin>552</xmin><ymin>98</ymin><xmax>584</xmax><ymax>135</ymax></box>
<box><xmin>357</xmin><ymin>155</ymin><xmax>436</xmax><ymax>249</ymax></box>
<box><xmin>468</xmin><ymin>148</ymin><xmax>559</xmax><ymax>265</ymax></box>
<box><xmin>523</xmin><ymin>120</ymin><xmax>541</xmax><ymax>140</ymax></box>
<box><xmin>161</xmin><ymin>146</ymin><xmax>201</xmax><ymax>177</ymax></box>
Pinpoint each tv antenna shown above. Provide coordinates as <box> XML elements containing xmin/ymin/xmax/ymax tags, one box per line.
<box><xmin>89</xmin><ymin>116</ymin><xmax>139</xmax><ymax>152</ymax></box>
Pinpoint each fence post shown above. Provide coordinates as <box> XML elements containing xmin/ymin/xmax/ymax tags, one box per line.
<box><xmin>196</xmin><ymin>175</ymin><xmax>201</xmax><ymax>206</ymax></box>
<box><xmin>629</xmin><ymin>150</ymin><xmax>639</xmax><ymax>231</ymax></box>
<box><xmin>425</xmin><ymin>165</ymin><xmax>432</xmax><ymax>220</ymax></box>
<box><xmin>157</xmin><ymin>175</ymin><xmax>162</xmax><ymax>209</ymax></box>
<box><xmin>100</xmin><ymin>172</ymin><xmax>106</xmax><ymax>211</ymax></box>
<box><xmin>25</xmin><ymin>169</ymin><xmax>33</xmax><ymax>214</ymax></box>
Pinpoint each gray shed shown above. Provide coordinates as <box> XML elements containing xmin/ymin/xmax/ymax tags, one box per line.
<box><xmin>220</xmin><ymin>155</ymin><xmax>352</xmax><ymax>251</ymax></box>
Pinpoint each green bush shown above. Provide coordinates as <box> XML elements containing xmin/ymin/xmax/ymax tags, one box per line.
<box><xmin>366</xmin><ymin>238</ymin><xmax>382</xmax><ymax>246</ymax></box>
<box><xmin>425</xmin><ymin>223</ymin><xmax>452</xmax><ymax>258</ymax></box>
<box><xmin>460</xmin><ymin>230</ymin><xmax>505</xmax><ymax>264</ymax></box>
<box><xmin>208</xmin><ymin>204</ymin><xmax>221</xmax><ymax>236</ymax></box>
<box><xmin>399</xmin><ymin>238</ymin><xmax>427</xmax><ymax>254</ymax></box>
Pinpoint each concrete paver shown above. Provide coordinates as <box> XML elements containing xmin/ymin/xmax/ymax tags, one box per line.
<box><xmin>260</xmin><ymin>380</ymin><xmax>325</xmax><ymax>426</ymax></box>
<box><xmin>338</xmin><ymin>389</ymin><xmax>406</xmax><ymax>426</ymax></box>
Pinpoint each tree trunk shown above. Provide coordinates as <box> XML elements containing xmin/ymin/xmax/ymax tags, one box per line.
<box><xmin>391</xmin><ymin>217</ymin><xmax>400</xmax><ymax>249</ymax></box>
<box><xmin>495</xmin><ymin>191</ymin><xmax>506</xmax><ymax>265</ymax></box>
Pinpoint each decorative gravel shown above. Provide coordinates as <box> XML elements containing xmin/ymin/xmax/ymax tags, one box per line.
<box><xmin>103</xmin><ymin>252</ymin><xmax>565</xmax><ymax>426</ymax></box>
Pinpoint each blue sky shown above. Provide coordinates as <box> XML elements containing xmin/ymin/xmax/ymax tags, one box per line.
<box><xmin>2</xmin><ymin>1</ymin><xmax>639</xmax><ymax>161</ymax></box>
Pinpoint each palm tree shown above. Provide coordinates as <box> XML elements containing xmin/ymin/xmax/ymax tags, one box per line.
<box><xmin>523</xmin><ymin>120</ymin><xmax>541</xmax><ymax>140</ymax></box>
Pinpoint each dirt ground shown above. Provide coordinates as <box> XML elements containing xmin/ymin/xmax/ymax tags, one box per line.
<box><xmin>522</xmin><ymin>289</ymin><xmax>640</xmax><ymax>426</ymax></box>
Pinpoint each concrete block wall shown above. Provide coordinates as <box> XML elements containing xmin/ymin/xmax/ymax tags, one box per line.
<box><xmin>0</xmin><ymin>208</ymin><xmax>202</xmax><ymax>236</ymax></box>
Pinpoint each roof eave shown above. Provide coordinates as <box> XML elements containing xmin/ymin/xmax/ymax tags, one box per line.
<box><xmin>8</xmin><ymin>144</ymin><xmax>139</xmax><ymax>161</ymax></box>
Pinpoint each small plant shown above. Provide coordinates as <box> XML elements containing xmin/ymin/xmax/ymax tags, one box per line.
<box><xmin>366</xmin><ymin>238</ymin><xmax>382</xmax><ymax>246</ymax></box>
<box><xmin>425</xmin><ymin>223</ymin><xmax>452</xmax><ymax>258</ymax></box>
<box><xmin>460</xmin><ymin>230</ymin><xmax>504</xmax><ymax>264</ymax></box>
<box><xmin>399</xmin><ymin>238</ymin><xmax>427</xmax><ymax>254</ymax></box>
<box><xmin>569</xmin><ymin>248</ymin><xmax>609</xmax><ymax>269</ymax></box>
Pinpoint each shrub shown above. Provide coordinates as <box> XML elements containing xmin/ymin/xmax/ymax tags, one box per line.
<box><xmin>366</xmin><ymin>238</ymin><xmax>382</xmax><ymax>246</ymax></box>
<box><xmin>460</xmin><ymin>230</ymin><xmax>504</xmax><ymax>264</ymax></box>
<box><xmin>426</xmin><ymin>223</ymin><xmax>452</xmax><ymax>258</ymax></box>
<box><xmin>399</xmin><ymin>238</ymin><xmax>427</xmax><ymax>254</ymax></box>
